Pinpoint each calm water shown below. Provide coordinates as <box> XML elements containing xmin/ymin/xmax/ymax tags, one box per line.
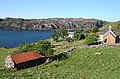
<box><xmin>0</xmin><ymin>30</ymin><xmax>52</xmax><ymax>48</ymax></box>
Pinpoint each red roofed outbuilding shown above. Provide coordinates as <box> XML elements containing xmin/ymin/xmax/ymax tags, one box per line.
<box><xmin>5</xmin><ymin>51</ymin><xmax>46</xmax><ymax>70</ymax></box>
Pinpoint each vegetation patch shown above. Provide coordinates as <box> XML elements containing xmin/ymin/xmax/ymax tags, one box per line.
<box><xmin>0</xmin><ymin>48</ymin><xmax>15</xmax><ymax>68</ymax></box>
<box><xmin>100</xmin><ymin>21</ymin><xmax>120</xmax><ymax>31</ymax></box>
<box><xmin>1</xmin><ymin>47</ymin><xmax>120</xmax><ymax>79</ymax></box>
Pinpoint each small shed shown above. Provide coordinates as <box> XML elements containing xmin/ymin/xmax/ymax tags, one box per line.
<box><xmin>5</xmin><ymin>51</ymin><xmax>46</xmax><ymax>70</ymax></box>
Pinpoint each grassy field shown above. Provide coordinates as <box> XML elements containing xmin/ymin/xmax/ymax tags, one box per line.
<box><xmin>0</xmin><ymin>48</ymin><xmax>15</xmax><ymax>68</ymax></box>
<box><xmin>0</xmin><ymin>47</ymin><xmax>120</xmax><ymax>79</ymax></box>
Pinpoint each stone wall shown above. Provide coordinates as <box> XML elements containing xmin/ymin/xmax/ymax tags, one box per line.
<box><xmin>5</xmin><ymin>55</ymin><xmax>14</xmax><ymax>69</ymax></box>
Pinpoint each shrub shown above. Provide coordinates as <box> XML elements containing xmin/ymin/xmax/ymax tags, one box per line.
<box><xmin>92</xmin><ymin>26</ymin><xmax>99</xmax><ymax>33</ymax></box>
<box><xmin>84</xmin><ymin>33</ymin><xmax>99</xmax><ymax>45</ymax></box>
<box><xmin>66</xmin><ymin>37</ymin><xmax>73</xmax><ymax>42</ymax></box>
<box><xmin>12</xmin><ymin>40</ymin><xmax>54</xmax><ymax>56</ymax></box>
<box><xmin>73</xmin><ymin>30</ymin><xmax>85</xmax><ymax>41</ymax></box>
<box><xmin>33</xmin><ymin>40</ymin><xmax>54</xmax><ymax>56</ymax></box>
<box><xmin>14</xmin><ymin>44</ymin><xmax>34</xmax><ymax>53</ymax></box>
<box><xmin>51</xmin><ymin>30</ymin><xmax>59</xmax><ymax>42</ymax></box>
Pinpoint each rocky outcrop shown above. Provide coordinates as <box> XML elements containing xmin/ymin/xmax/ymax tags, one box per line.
<box><xmin>0</xmin><ymin>17</ymin><xmax>110</xmax><ymax>30</ymax></box>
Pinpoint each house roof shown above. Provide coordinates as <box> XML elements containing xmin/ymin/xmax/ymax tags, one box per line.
<box><xmin>104</xmin><ymin>30</ymin><xmax>117</xmax><ymax>38</ymax></box>
<box><xmin>11</xmin><ymin>51</ymin><xmax>45</xmax><ymax>64</ymax></box>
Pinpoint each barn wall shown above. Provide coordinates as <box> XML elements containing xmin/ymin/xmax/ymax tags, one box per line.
<box><xmin>106</xmin><ymin>33</ymin><xmax>116</xmax><ymax>44</ymax></box>
<box><xmin>15</xmin><ymin>58</ymin><xmax>46</xmax><ymax>70</ymax></box>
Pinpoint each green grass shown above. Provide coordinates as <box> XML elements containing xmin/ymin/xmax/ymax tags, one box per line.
<box><xmin>100</xmin><ymin>21</ymin><xmax>120</xmax><ymax>31</ymax></box>
<box><xmin>1</xmin><ymin>47</ymin><xmax>120</xmax><ymax>79</ymax></box>
<box><xmin>48</xmin><ymin>38</ymin><xmax>84</xmax><ymax>54</ymax></box>
<box><xmin>0</xmin><ymin>48</ymin><xmax>16</xmax><ymax>68</ymax></box>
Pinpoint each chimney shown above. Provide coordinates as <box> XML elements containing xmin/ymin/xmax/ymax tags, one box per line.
<box><xmin>109</xmin><ymin>25</ymin><xmax>112</xmax><ymax>30</ymax></box>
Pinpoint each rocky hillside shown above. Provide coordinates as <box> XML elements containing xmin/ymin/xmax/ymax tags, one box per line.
<box><xmin>0</xmin><ymin>17</ymin><xmax>109</xmax><ymax>30</ymax></box>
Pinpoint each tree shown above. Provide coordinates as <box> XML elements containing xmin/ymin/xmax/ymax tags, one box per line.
<box><xmin>80</xmin><ymin>33</ymin><xmax>85</xmax><ymax>39</ymax></box>
<box><xmin>92</xmin><ymin>26</ymin><xmax>99</xmax><ymax>33</ymax></box>
<box><xmin>66</xmin><ymin>37</ymin><xmax>73</xmax><ymax>42</ymax></box>
<box><xmin>13</xmin><ymin>40</ymin><xmax>54</xmax><ymax>57</ymax></box>
<box><xmin>84</xmin><ymin>33</ymin><xmax>99</xmax><ymax>45</ymax></box>
<box><xmin>34</xmin><ymin>40</ymin><xmax>54</xmax><ymax>56</ymax></box>
<box><xmin>73</xmin><ymin>30</ymin><xmax>81</xmax><ymax>41</ymax></box>
<box><xmin>58</xmin><ymin>26</ymin><xmax>68</xmax><ymax>40</ymax></box>
<box><xmin>51</xmin><ymin>26</ymin><xmax>68</xmax><ymax>41</ymax></box>
<box><xmin>83</xmin><ymin>29</ymin><xmax>91</xmax><ymax>37</ymax></box>
<box><xmin>73</xmin><ymin>30</ymin><xmax>85</xmax><ymax>41</ymax></box>
<box><xmin>15</xmin><ymin>44</ymin><xmax>34</xmax><ymax>53</ymax></box>
<box><xmin>51</xmin><ymin>30</ymin><xmax>59</xmax><ymax>42</ymax></box>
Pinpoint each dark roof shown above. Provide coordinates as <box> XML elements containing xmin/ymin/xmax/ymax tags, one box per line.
<box><xmin>104</xmin><ymin>30</ymin><xmax>117</xmax><ymax>38</ymax></box>
<box><xmin>11</xmin><ymin>51</ymin><xmax>45</xmax><ymax>64</ymax></box>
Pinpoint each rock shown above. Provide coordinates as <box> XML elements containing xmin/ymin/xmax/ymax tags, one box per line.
<box><xmin>0</xmin><ymin>17</ymin><xmax>109</xmax><ymax>30</ymax></box>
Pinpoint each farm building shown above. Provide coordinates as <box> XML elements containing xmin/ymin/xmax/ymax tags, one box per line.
<box><xmin>103</xmin><ymin>26</ymin><xmax>119</xmax><ymax>45</ymax></box>
<box><xmin>97</xmin><ymin>26</ymin><xmax>119</xmax><ymax>45</ymax></box>
<box><xmin>5</xmin><ymin>51</ymin><xmax>46</xmax><ymax>70</ymax></box>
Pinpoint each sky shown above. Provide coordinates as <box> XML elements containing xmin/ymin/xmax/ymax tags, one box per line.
<box><xmin>0</xmin><ymin>0</ymin><xmax>120</xmax><ymax>22</ymax></box>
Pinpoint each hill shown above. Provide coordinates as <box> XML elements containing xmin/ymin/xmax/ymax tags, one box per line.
<box><xmin>0</xmin><ymin>47</ymin><xmax>120</xmax><ymax>79</ymax></box>
<box><xmin>100</xmin><ymin>21</ymin><xmax>120</xmax><ymax>31</ymax></box>
<box><xmin>0</xmin><ymin>17</ymin><xmax>109</xmax><ymax>30</ymax></box>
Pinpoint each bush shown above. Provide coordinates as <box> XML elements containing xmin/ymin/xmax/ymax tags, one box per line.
<box><xmin>66</xmin><ymin>37</ymin><xmax>73</xmax><ymax>42</ymax></box>
<box><xmin>84</xmin><ymin>33</ymin><xmax>99</xmax><ymax>45</ymax></box>
<box><xmin>92</xmin><ymin>26</ymin><xmax>99</xmax><ymax>33</ymax></box>
<box><xmin>33</xmin><ymin>40</ymin><xmax>54</xmax><ymax>56</ymax></box>
<box><xmin>73</xmin><ymin>30</ymin><xmax>85</xmax><ymax>41</ymax></box>
<box><xmin>51</xmin><ymin>30</ymin><xmax>59</xmax><ymax>42</ymax></box>
<box><xmin>13</xmin><ymin>40</ymin><xmax>54</xmax><ymax>56</ymax></box>
<box><xmin>14</xmin><ymin>44</ymin><xmax>34</xmax><ymax>53</ymax></box>
<box><xmin>51</xmin><ymin>28</ymin><xmax>68</xmax><ymax>42</ymax></box>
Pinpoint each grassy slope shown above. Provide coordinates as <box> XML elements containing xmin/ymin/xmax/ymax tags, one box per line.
<box><xmin>100</xmin><ymin>21</ymin><xmax>120</xmax><ymax>31</ymax></box>
<box><xmin>1</xmin><ymin>47</ymin><xmax>120</xmax><ymax>79</ymax></box>
<box><xmin>0</xmin><ymin>48</ymin><xmax>15</xmax><ymax>68</ymax></box>
<box><xmin>0</xmin><ymin>39</ymin><xmax>84</xmax><ymax>68</ymax></box>
<box><xmin>48</xmin><ymin>38</ymin><xmax>84</xmax><ymax>55</ymax></box>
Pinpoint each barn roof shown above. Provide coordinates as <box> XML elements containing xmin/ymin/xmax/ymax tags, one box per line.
<box><xmin>11</xmin><ymin>51</ymin><xmax>45</xmax><ymax>64</ymax></box>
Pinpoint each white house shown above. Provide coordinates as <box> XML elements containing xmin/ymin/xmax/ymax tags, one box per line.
<box><xmin>67</xmin><ymin>29</ymin><xmax>76</xmax><ymax>38</ymax></box>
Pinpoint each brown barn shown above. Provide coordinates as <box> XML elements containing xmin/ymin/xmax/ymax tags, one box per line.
<box><xmin>5</xmin><ymin>51</ymin><xmax>46</xmax><ymax>70</ymax></box>
<box><xmin>103</xmin><ymin>26</ymin><xmax>119</xmax><ymax>45</ymax></box>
